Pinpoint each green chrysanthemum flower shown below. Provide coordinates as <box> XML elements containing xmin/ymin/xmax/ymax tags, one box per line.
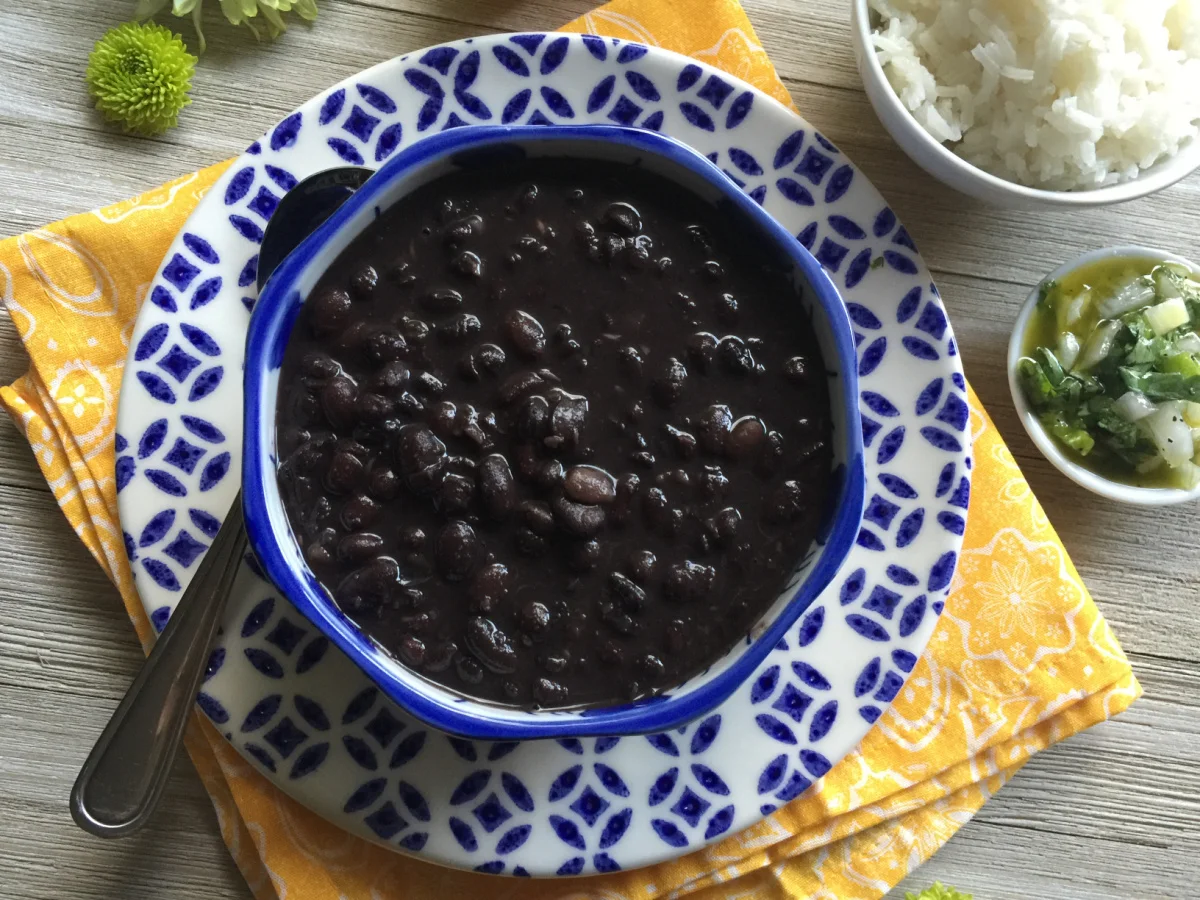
<box><xmin>86</xmin><ymin>22</ymin><xmax>196</xmax><ymax>135</ymax></box>
<box><xmin>136</xmin><ymin>0</ymin><xmax>319</xmax><ymax>51</ymax></box>
<box><xmin>905</xmin><ymin>884</ymin><xmax>973</xmax><ymax>900</ymax></box>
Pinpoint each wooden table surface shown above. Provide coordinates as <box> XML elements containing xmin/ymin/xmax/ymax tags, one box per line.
<box><xmin>2</xmin><ymin>1</ymin><xmax>1198</xmax><ymax>898</ymax></box>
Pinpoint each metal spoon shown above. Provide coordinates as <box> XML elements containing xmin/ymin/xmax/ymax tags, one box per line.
<box><xmin>70</xmin><ymin>165</ymin><xmax>373</xmax><ymax>837</ymax></box>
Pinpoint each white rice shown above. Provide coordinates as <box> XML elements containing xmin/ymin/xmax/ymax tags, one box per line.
<box><xmin>868</xmin><ymin>0</ymin><xmax>1200</xmax><ymax>190</ymax></box>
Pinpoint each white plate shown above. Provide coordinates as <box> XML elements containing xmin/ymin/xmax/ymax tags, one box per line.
<box><xmin>115</xmin><ymin>32</ymin><xmax>971</xmax><ymax>876</ymax></box>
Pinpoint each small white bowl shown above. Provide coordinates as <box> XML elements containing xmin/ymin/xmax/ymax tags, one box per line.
<box><xmin>850</xmin><ymin>0</ymin><xmax>1200</xmax><ymax>209</ymax></box>
<box><xmin>1008</xmin><ymin>245</ymin><xmax>1200</xmax><ymax>506</ymax></box>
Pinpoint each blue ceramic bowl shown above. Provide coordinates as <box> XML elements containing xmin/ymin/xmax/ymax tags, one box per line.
<box><xmin>243</xmin><ymin>124</ymin><xmax>865</xmax><ymax>740</ymax></box>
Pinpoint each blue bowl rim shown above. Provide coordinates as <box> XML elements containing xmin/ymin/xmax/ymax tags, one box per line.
<box><xmin>243</xmin><ymin>123</ymin><xmax>866</xmax><ymax>739</ymax></box>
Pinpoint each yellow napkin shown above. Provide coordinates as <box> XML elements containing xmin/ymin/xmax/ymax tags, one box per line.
<box><xmin>0</xmin><ymin>0</ymin><xmax>1140</xmax><ymax>897</ymax></box>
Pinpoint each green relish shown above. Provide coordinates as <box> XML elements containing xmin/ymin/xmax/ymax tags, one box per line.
<box><xmin>1018</xmin><ymin>256</ymin><xmax>1200</xmax><ymax>490</ymax></box>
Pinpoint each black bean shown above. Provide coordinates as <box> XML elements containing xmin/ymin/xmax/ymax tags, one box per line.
<box><xmin>396</xmin><ymin>588</ymin><xmax>424</xmax><ymax>611</ymax></box>
<box><xmin>335</xmin><ymin>556</ymin><xmax>398</xmax><ymax>611</ymax></box>
<box><xmin>324</xmin><ymin>450</ymin><xmax>365</xmax><ymax>494</ymax></box>
<box><xmin>338</xmin><ymin>531</ymin><xmax>383</xmax><ymax>563</ymax></box>
<box><xmin>397</xmin><ymin>315</ymin><xmax>432</xmax><ymax>344</ymax></box>
<box><xmin>444</xmin><ymin>214</ymin><xmax>482</xmax><ymax>245</ymax></box>
<box><xmin>398</xmin><ymin>636</ymin><xmax>426</xmax><ymax>668</ymax></box>
<box><xmin>600</xmin><ymin>234</ymin><xmax>626</xmax><ymax>262</ymax></box>
<box><xmin>364</xmin><ymin>328</ymin><xmax>407</xmax><ymax>366</ymax></box>
<box><xmin>399</xmin><ymin>526</ymin><xmax>426</xmax><ymax>554</ymax></box>
<box><xmin>715</xmin><ymin>292</ymin><xmax>739</xmax><ymax>325</ymax></box>
<box><xmin>608</xmin><ymin>571</ymin><xmax>646</xmax><ymax>612</ymax></box>
<box><xmin>452</xmin><ymin>250</ymin><xmax>483</xmax><ymax>279</ymax></box>
<box><xmin>414</xmin><ymin>371</ymin><xmax>445</xmax><ymax>396</ymax></box>
<box><xmin>341</xmin><ymin>494</ymin><xmax>381</xmax><ymax>531</ymax></box>
<box><xmin>335</xmin><ymin>438</ymin><xmax>369</xmax><ymax>459</ymax></box>
<box><xmin>518</xmin><ymin>499</ymin><xmax>556</xmax><ymax>536</ymax></box>
<box><xmin>510</xmin><ymin>443</ymin><xmax>538</xmax><ymax>483</ymax></box>
<box><xmin>618</xmin><ymin>345</ymin><xmax>644</xmax><ymax>377</ymax></box>
<box><xmin>435</xmin><ymin>520</ymin><xmax>479</xmax><ymax>581</ymax></box>
<box><xmin>717</xmin><ymin>336</ymin><xmax>755</xmax><ymax>374</ymax></box>
<box><xmin>300</xmin><ymin>351</ymin><xmax>340</xmax><ymax>381</ymax></box>
<box><xmin>499</xmin><ymin>370</ymin><xmax>545</xmax><ymax>404</ymax></box>
<box><xmin>552</xmin><ymin>494</ymin><xmax>606</xmax><ymax>537</ymax></box>
<box><xmin>600</xmin><ymin>603</ymin><xmax>636</xmax><ymax>636</ymax></box>
<box><xmin>354</xmin><ymin>392</ymin><xmax>394</xmax><ymax>423</ymax></box>
<box><xmin>427</xmin><ymin>400</ymin><xmax>459</xmax><ymax>438</ymax></box>
<box><xmin>286</xmin><ymin>388</ymin><xmax>321</xmax><ymax>426</ymax></box>
<box><xmin>563</xmin><ymin>465</ymin><xmax>616</xmax><ymax>505</ymax></box>
<box><xmin>367</xmin><ymin>467</ymin><xmax>399</xmax><ymax>500</ymax></box>
<box><xmin>600</xmin><ymin>201</ymin><xmax>642</xmax><ymax>235</ymax></box>
<box><xmin>465</xmin><ymin>617</ymin><xmax>518</xmax><ymax>674</ymax></box>
<box><xmin>437</xmin><ymin>472</ymin><xmax>475</xmax><ymax>513</ymax></box>
<box><xmin>309</xmin><ymin>287</ymin><xmax>352</xmax><ymax>333</ymax></box>
<box><xmin>424</xmin><ymin>641</ymin><xmax>457</xmax><ymax>672</ymax></box>
<box><xmin>685</xmin><ymin>224</ymin><xmax>713</xmax><ymax>253</ymax></box>
<box><xmin>601</xmin><ymin>638</ymin><xmax>628</xmax><ymax>667</ymax></box>
<box><xmin>665</xmin><ymin>425</ymin><xmax>697</xmax><ymax>459</ymax></box>
<box><xmin>334</xmin><ymin>320</ymin><xmax>371</xmax><ymax>354</ymax></box>
<box><xmin>666</xmin><ymin>508</ymin><xmax>686</xmax><ymax>539</ymax></box>
<box><xmin>469</xmin><ymin>563</ymin><xmax>511</xmax><ymax>613</ymax></box>
<box><xmin>610</xmin><ymin>473</ymin><xmax>640</xmax><ymax>526</ymax></box>
<box><xmin>516</xmin><ymin>395</ymin><xmax>551</xmax><ymax>439</ymax></box>
<box><xmin>302</xmin><ymin>499</ymin><xmax>334</xmax><ymax>537</ymax></box>
<box><xmin>474</xmin><ymin>342</ymin><xmax>506</xmax><ymax>375</ymax></box>
<box><xmin>664</xmin><ymin>561</ymin><xmax>716</xmax><ymax>603</ymax></box>
<box><xmin>395</xmin><ymin>424</ymin><xmax>446</xmax><ymax>493</ymax></box>
<box><xmin>755</xmin><ymin>430</ymin><xmax>786</xmax><ymax>477</ymax></box>
<box><xmin>643</xmin><ymin>487</ymin><xmax>670</xmax><ymax>528</ymax></box>
<box><xmin>569</xmin><ymin>539</ymin><xmax>601</xmax><ymax>572</ymax></box>
<box><xmin>784</xmin><ymin>356</ymin><xmax>811</xmax><ymax>384</ymax></box>
<box><xmin>518</xmin><ymin>183</ymin><xmax>539</xmax><ymax>207</ymax></box>
<box><xmin>520</xmin><ymin>601</ymin><xmax>551</xmax><ymax>634</ymax></box>
<box><xmin>651</xmin><ymin>357</ymin><xmax>688</xmax><ymax>407</ymax></box>
<box><xmin>370</xmin><ymin>360</ymin><xmax>411</xmax><ymax>395</ymax></box>
<box><xmin>478</xmin><ymin>454</ymin><xmax>515</xmax><ymax>519</ymax></box>
<box><xmin>350</xmin><ymin>265</ymin><xmax>378</xmax><ymax>301</ymax></box>
<box><xmin>306</xmin><ymin>542</ymin><xmax>332</xmax><ymax>567</ymax></box>
<box><xmin>692</xmin><ymin>405</ymin><xmax>731</xmax><ymax>455</ymax></box>
<box><xmin>420</xmin><ymin>287</ymin><xmax>463</xmax><ymax>312</ymax></box>
<box><xmin>533</xmin><ymin>678</ymin><xmax>569</xmax><ymax>706</ymax></box>
<box><xmin>664</xmin><ymin>619</ymin><xmax>688</xmax><ymax>655</ymax></box>
<box><xmin>627</xmin><ymin>549</ymin><xmax>657</xmax><ymax>583</ymax></box>
<box><xmin>539</xmin><ymin>652</ymin><xmax>569</xmax><ymax>674</ymax></box>
<box><xmin>438</xmin><ymin>312</ymin><xmax>482</xmax><ymax>343</ymax></box>
<box><xmin>548</xmin><ymin>393</ymin><xmax>588</xmax><ymax>449</ymax></box>
<box><xmin>396</xmin><ymin>391</ymin><xmax>424</xmax><ymax>417</ymax></box>
<box><xmin>640</xmin><ymin>654</ymin><xmax>666</xmax><ymax>678</ymax></box>
<box><xmin>516</xmin><ymin>526</ymin><xmax>549</xmax><ymax>557</ymax></box>
<box><xmin>707</xmin><ymin>507</ymin><xmax>742</xmax><ymax>546</ymax></box>
<box><xmin>396</xmin><ymin>424</ymin><xmax>445</xmax><ymax>473</ymax></box>
<box><xmin>504</xmin><ymin>310</ymin><xmax>546</xmax><ymax>358</ymax></box>
<box><xmin>279</xmin><ymin>426</ymin><xmax>310</xmax><ymax>456</ymax></box>
<box><xmin>766</xmin><ymin>480</ymin><xmax>807</xmax><ymax>524</ymax></box>
<box><xmin>701</xmin><ymin>260</ymin><xmax>724</xmax><ymax>281</ymax></box>
<box><xmin>726</xmin><ymin>416</ymin><xmax>767</xmax><ymax>459</ymax></box>
<box><xmin>686</xmin><ymin>331</ymin><xmax>718</xmax><ymax>372</ymax></box>
<box><xmin>455</xmin><ymin>654</ymin><xmax>485</xmax><ymax>685</ymax></box>
<box><xmin>320</xmin><ymin>376</ymin><xmax>358</xmax><ymax>430</ymax></box>
<box><xmin>536</xmin><ymin>459</ymin><xmax>566</xmax><ymax>491</ymax></box>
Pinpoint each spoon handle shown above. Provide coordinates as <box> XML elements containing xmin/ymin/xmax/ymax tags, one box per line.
<box><xmin>70</xmin><ymin>496</ymin><xmax>248</xmax><ymax>837</ymax></box>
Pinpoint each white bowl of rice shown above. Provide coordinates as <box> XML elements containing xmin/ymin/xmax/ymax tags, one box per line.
<box><xmin>851</xmin><ymin>0</ymin><xmax>1200</xmax><ymax>207</ymax></box>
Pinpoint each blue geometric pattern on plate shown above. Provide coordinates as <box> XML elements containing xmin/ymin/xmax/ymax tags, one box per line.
<box><xmin>115</xmin><ymin>32</ymin><xmax>971</xmax><ymax>876</ymax></box>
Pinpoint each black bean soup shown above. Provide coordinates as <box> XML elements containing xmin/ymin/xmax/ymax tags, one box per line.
<box><xmin>275</xmin><ymin>157</ymin><xmax>834</xmax><ymax>710</ymax></box>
